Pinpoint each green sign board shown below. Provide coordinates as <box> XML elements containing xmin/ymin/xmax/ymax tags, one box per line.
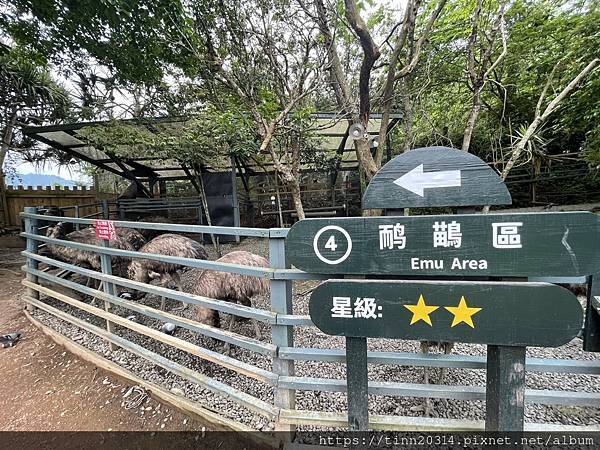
<box><xmin>362</xmin><ymin>146</ymin><xmax>512</xmax><ymax>209</ymax></box>
<box><xmin>309</xmin><ymin>280</ymin><xmax>583</xmax><ymax>347</ymax></box>
<box><xmin>286</xmin><ymin>212</ymin><xmax>600</xmax><ymax>277</ymax></box>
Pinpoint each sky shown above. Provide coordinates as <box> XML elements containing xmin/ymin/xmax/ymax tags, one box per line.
<box><xmin>8</xmin><ymin>157</ymin><xmax>92</xmax><ymax>185</ymax></box>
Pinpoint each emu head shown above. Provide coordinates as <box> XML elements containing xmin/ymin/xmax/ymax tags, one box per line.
<box><xmin>195</xmin><ymin>306</ymin><xmax>220</xmax><ymax>328</ymax></box>
<box><xmin>46</xmin><ymin>221</ymin><xmax>66</xmax><ymax>238</ymax></box>
<box><xmin>124</xmin><ymin>260</ymin><xmax>148</xmax><ymax>300</ymax></box>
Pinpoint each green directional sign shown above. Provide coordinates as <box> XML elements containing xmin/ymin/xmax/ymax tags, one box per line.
<box><xmin>309</xmin><ymin>280</ymin><xmax>583</xmax><ymax>347</ymax></box>
<box><xmin>285</xmin><ymin>212</ymin><xmax>600</xmax><ymax>277</ymax></box>
<box><xmin>362</xmin><ymin>146</ymin><xmax>512</xmax><ymax>209</ymax></box>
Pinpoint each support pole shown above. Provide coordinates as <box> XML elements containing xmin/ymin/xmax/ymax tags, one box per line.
<box><xmin>117</xmin><ymin>200</ymin><xmax>125</xmax><ymax>220</ymax></box>
<box><xmin>274</xmin><ymin>175</ymin><xmax>283</xmax><ymax>227</ymax></box>
<box><xmin>269</xmin><ymin>234</ymin><xmax>295</xmax><ymax>435</ymax></box>
<box><xmin>485</xmin><ymin>345</ymin><xmax>526</xmax><ymax>431</ymax></box>
<box><xmin>23</xmin><ymin>206</ymin><xmax>39</xmax><ymax>313</ymax></box>
<box><xmin>74</xmin><ymin>205</ymin><xmax>80</xmax><ymax>231</ymax></box>
<box><xmin>101</xmin><ymin>200</ymin><xmax>110</xmax><ymax>220</ymax></box>
<box><xmin>583</xmin><ymin>274</ymin><xmax>600</xmax><ymax>352</ymax></box>
<box><xmin>149</xmin><ymin>178</ymin><xmax>157</xmax><ymax>198</ymax></box>
<box><xmin>346</xmin><ymin>337</ymin><xmax>369</xmax><ymax>431</ymax></box>
<box><xmin>231</xmin><ymin>156</ymin><xmax>240</xmax><ymax>243</ymax></box>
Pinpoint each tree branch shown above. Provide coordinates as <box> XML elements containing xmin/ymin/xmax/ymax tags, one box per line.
<box><xmin>374</xmin><ymin>0</ymin><xmax>417</xmax><ymax>166</ymax></box>
<box><xmin>501</xmin><ymin>58</ymin><xmax>599</xmax><ymax>180</ymax></box>
<box><xmin>396</xmin><ymin>0</ymin><xmax>447</xmax><ymax>79</ymax></box>
<box><xmin>344</xmin><ymin>0</ymin><xmax>381</xmax><ymax>124</ymax></box>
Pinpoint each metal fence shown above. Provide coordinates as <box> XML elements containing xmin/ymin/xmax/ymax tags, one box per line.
<box><xmin>116</xmin><ymin>197</ymin><xmax>240</xmax><ymax>243</ymax></box>
<box><xmin>116</xmin><ymin>197</ymin><xmax>203</xmax><ymax>221</ymax></box>
<box><xmin>19</xmin><ymin>207</ymin><xmax>600</xmax><ymax>432</ymax></box>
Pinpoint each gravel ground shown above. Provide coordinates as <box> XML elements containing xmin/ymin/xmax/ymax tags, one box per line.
<box><xmin>31</xmin><ymin>237</ymin><xmax>600</xmax><ymax>431</ymax></box>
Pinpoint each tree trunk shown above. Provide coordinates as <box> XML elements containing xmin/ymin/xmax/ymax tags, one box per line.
<box><xmin>501</xmin><ymin>58</ymin><xmax>599</xmax><ymax>180</ymax></box>
<box><xmin>0</xmin><ymin>110</ymin><xmax>17</xmax><ymax>228</ymax></box>
<box><xmin>401</xmin><ymin>77</ymin><xmax>414</xmax><ymax>151</ymax></box>
<box><xmin>355</xmin><ymin>139</ymin><xmax>379</xmax><ymax>180</ymax></box>
<box><xmin>461</xmin><ymin>87</ymin><xmax>482</xmax><ymax>152</ymax></box>
<box><xmin>193</xmin><ymin>168</ymin><xmax>221</xmax><ymax>257</ymax></box>
<box><xmin>289</xmin><ymin>179</ymin><xmax>305</xmax><ymax>220</ymax></box>
<box><xmin>375</xmin><ymin>0</ymin><xmax>417</xmax><ymax>166</ymax></box>
<box><xmin>0</xmin><ymin>109</ymin><xmax>18</xmax><ymax>169</ymax></box>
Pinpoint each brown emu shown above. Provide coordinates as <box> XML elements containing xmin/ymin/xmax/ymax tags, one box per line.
<box><xmin>45</xmin><ymin>222</ymin><xmax>134</xmax><ymax>274</ymax></box>
<box><xmin>136</xmin><ymin>215</ymin><xmax>172</xmax><ymax>241</ymax></box>
<box><xmin>125</xmin><ymin>233</ymin><xmax>209</xmax><ymax>309</ymax></box>
<box><xmin>45</xmin><ymin>222</ymin><xmax>135</xmax><ymax>298</ymax></box>
<box><xmin>180</xmin><ymin>251</ymin><xmax>269</xmax><ymax>345</ymax></box>
<box><xmin>116</xmin><ymin>228</ymin><xmax>146</xmax><ymax>250</ymax></box>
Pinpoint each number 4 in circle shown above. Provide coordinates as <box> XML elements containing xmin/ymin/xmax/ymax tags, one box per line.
<box><xmin>325</xmin><ymin>235</ymin><xmax>338</xmax><ymax>251</ymax></box>
<box><xmin>313</xmin><ymin>225</ymin><xmax>353</xmax><ymax>265</ymax></box>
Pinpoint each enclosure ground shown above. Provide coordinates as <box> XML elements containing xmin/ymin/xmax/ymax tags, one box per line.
<box><xmin>4</xmin><ymin>234</ymin><xmax>600</xmax><ymax>433</ymax></box>
<box><xmin>0</xmin><ymin>252</ymin><xmax>208</xmax><ymax>432</ymax></box>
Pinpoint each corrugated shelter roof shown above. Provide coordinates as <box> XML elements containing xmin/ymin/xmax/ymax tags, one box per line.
<box><xmin>23</xmin><ymin>112</ymin><xmax>402</xmax><ymax>183</ymax></box>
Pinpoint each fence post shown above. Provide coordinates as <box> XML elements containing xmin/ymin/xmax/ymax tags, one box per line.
<box><xmin>269</xmin><ymin>232</ymin><xmax>295</xmax><ymax>434</ymax></box>
<box><xmin>485</xmin><ymin>345</ymin><xmax>526</xmax><ymax>431</ymax></box>
<box><xmin>23</xmin><ymin>206</ymin><xmax>39</xmax><ymax>312</ymax></box>
<box><xmin>99</xmin><ymin>199</ymin><xmax>116</xmax><ymax>350</ymax></box>
<box><xmin>117</xmin><ymin>200</ymin><xmax>125</xmax><ymax>220</ymax></box>
<box><xmin>74</xmin><ymin>205</ymin><xmax>80</xmax><ymax>230</ymax></box>
<box><xmin>101</xmin><ymin>200</ymin><xmax>109</xmax><ymax>220</ymax></box>
<box><xmin>99</xmin><ymin>239</ymin><xmax>117</xmax><ymax>351</ymax></box>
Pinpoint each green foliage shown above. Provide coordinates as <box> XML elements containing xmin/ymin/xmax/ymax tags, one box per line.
<box><xmin>405</xmin><ymin>0</ymin><xmax>598</xmax><ymax>164</ymax></box>
<box><xmin>2</xmin><ymin>0</ymin><xmax>598</xmax><ymax>207</ymax></box>
<box><xmin>1</xmin><ymin>0</ymin><xmax>204</xmax><ymax>84</ymax></box>
<box><xmin>0</xmin><ymin>44</ymin><xmax>71</xmax><ymax>124</ymax></box>
<box><xmin>76</xmin><ymin>105</ymin><xmax>259</xmax><ymax>169</ymax></box>
<box><xmin>0</xmin><ymin>43</ymin><xmax>72</xmax><ymax>172</ymax></box>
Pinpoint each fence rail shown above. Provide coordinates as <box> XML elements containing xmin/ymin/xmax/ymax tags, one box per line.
<box><xmin>19</xmin><ymin>208</ymin><xmax>600</xmax><ymax>433</ymax></box>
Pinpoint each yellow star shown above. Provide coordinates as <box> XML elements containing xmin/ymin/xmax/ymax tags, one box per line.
<box><xmin>444</xmin><ymin>296</ymin><xmax>482</xmax><ymax>328</ymax></box>
<box><xmin>403</xmin><ymin>294</ymin><xmax>439</xmax><ymax>326</ymax></box>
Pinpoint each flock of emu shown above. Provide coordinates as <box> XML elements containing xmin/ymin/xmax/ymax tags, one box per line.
<box><xmin>42</xmin><ymin>215</ymin><xmax>269</xmax><ymax>338</ymax></box>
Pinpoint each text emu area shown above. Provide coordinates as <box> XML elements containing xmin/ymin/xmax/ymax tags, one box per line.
<box><xmin>411</xmin><ymin>257</ymin><xmax>488</xmax><ymax>270</ymax></box>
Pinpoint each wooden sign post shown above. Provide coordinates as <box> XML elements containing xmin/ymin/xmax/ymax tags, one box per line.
<box><xmin>286</xmin><ymin>146</ymin><xmax>597</xmax><ymax>432</ymax></box>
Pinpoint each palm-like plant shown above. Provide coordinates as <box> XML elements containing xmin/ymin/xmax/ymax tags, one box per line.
<box><xmin>506</xmin><ymin>122</ymin><xmax>550</xmax><ymax>171</ymax></box>
<box><xmin>0</xmin><ymin>43</ymin><xmax>71</xmax><ymax>226</ymax></box>
<box><xmin>0</xmin><ymin>43</ymin><xmax>71</xmax><ymax>168</ymax></box>
<box><xmin>505</xmin><ymin>122</ymin><xmax>553</xmax><ymax>202</ymax></box>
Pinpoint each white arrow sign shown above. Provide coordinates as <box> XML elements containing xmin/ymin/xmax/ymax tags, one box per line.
<box><xmin>393</xmin><ymin>164</ymin><xmax>461</xmax><ymax>197</ymax></box>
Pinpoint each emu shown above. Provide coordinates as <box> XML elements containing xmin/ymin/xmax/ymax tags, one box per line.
<box><xmin>44</xmin><ymin>222</ymin><xmax>135</xmax><ymax>297</ymax></box>
<box><xmin>116</xmin><ymin>228</ymin><xmax>147</xmax><ymax>250</ymax></box>
<box><xmin>45</xmin><ymin>222</ymin><xmax>134</xmax><ymax>274</ymax></box>
<box><xmin>411</xmin><ymin>341</ymin><xmax>454</xmax><ymax>416</ymax></box>
<box><xmin>125</xmin><ymin>233</ymin><xmax>209</xmax><ymax>310</ymax></box>
<box><xmin>180</xmin><ymin>251</ymin><xmax>269</xmax><ymax>349</ymax></box>
<box><xmin>136</xmin><ymin>215</ymin><xmax>172</xmax><ymax>241</ymax></box>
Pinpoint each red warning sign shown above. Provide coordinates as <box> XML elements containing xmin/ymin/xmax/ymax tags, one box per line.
<box><xmin>95</xmin><ymin>220</ymin><xmax>117</xmax><ymax>240</ymax></box>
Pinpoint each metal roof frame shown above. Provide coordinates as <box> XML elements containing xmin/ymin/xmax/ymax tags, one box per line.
<box><xmin>23</xmin><ymin>112</ymin><xmax>402</xmax><ymax>183</ymax></box>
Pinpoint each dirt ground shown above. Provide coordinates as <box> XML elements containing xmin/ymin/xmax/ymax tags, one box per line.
<box><xmin>0</xmin><ymin>236</ymin><xmax>207</xmax><ymax>432</ymax></box>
